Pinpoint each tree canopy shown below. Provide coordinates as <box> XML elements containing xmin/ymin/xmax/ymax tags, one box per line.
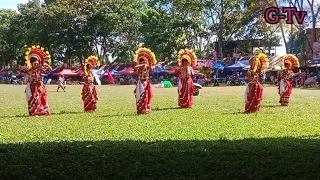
<box><xmin>0</xmin><ymin>0</ymin><xmax>283</xmax><ymax>68</ymax></box>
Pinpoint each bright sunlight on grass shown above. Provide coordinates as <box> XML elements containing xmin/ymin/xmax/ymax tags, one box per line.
<box><xmin>0</xmin><ymin>84</ymin><xmax>320</xmax><ymax>179</ymax></box>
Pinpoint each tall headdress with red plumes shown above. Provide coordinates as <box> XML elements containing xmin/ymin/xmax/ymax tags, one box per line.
<box><xmin>25</xmin><ymin>45</ymin><xmax>51</xmax><ymax>69</ymax></box>
<box><xmin>282</xmin><ymin>54</ymin><xmax>300</xmax><ymax>70</ymax></box>
<box><xmin>84</xmin><ymin>55</ymin><xmax>100</xmax><ymax>75</ymax></box>
<box><xmin>133</xmin><ymin>48</ymin><xmax>157</xmax><ymax>66</ymax></box>
<box><xmin>177</xmin><ymin>49</ymin><xmax>197</xmax><ymax>66</ymax></box>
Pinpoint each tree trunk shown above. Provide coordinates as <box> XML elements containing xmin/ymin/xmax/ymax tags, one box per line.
<box><xmin>280</xmin><ymin>20</ymin><xmax>289</xmax><ymax>54</ymax></box>
<box><xmin>218</xmin><ymin>0</ymin><xmax>224</xmax><ymax>59</ymax></box>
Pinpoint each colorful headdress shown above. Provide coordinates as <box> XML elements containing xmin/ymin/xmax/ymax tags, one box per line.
<box><xmin>25</xmin><ymin>45</ymin><xmax>51</xmax><ymax>69</ymax></box>
<box><xmin>134</xmin><ymin>48</ymin><xmax>157</xmax><ymax>66</ymax></box>
<box><xmin>253</xmin><ymin>49</ymin><xmax>263</xmax><ymax>55</ymax></box>
<box><xmin>178</xmin><ymin>49</ymin><xmax>197</xmax><ymax>66</ymax></box>
<box><xmin>282</xmin><ymin>54</ymin><xmax>299</xmax><ymax>69</ymax></box>
<box><xmin>84</xmin><ymin>55</ymin><xmax>100</xmax><ymax>75</ymax></box>
<box><xmin>250</xmin><ymin>52</ymin><xmax>269</xmax><ymax>74</ymax></box>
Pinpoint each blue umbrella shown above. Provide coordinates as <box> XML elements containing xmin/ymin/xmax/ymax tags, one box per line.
<box><xmin>224</xmin><ymin>61</ymin><xmax>248</xmax><ymax>69</ymax></box>
<box><xmin>154</xmin><ymin>67</ymin><xmax>165</xmax><ymax>73</ymax></box>
<box><xmin>213</xmin><ymin>61</ymin><xmax>225</xmax><ymax>70</ymax></box>
<box><xmin>49</xmin><ymin>68</ymin><xmax>60</xmax><ymax>76</ymax></box>
<box><xmin>93</xmin><ymin>69</ymin><xmax>104</xmax><ymax>75</ymax></box>
<box><xmin>109</xmin><ymin>69</ymin><xmax>118</xmax><ymax>74</ymax></box>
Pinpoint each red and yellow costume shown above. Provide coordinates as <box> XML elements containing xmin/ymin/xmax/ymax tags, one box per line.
<box><xmin>244</xmin><ymin>53</ymin><xmax>269</xmax><ymax>113</ymax></box>
<box><xmin>278</xmin><ymin>54</ymin><xmax>300</xmax><ymax>106</ymax></box>
<box><xmin>25</xmin><ymin>45</ymin><xmax>52</xmax><ymax>116</ymax></box>
<box><xmin>133</xmin><ymin>48</ymin><xmax>157</xmax><ymax>114</ymax></box>
<box><xmin>82</xmin><ymin>56</ymin><xmax>100</xmax><ymax>112</ymax></box>
<box><xmin>175</xmin><ymin>49</ymin><xmax>197</xmax><ymax>108</ymax></box>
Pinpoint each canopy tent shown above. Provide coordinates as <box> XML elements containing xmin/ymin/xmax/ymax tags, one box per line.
<box><xmin>93</xmin><ymin>68</ymin><xmax>105</xmax><ymax>75</ymax></box>
<box><xmin>224</xmin><ymin>61</ymin><xmax>248</xmax><ymax>69</ymax></box>
<box><xmin>0</xmin><ymin>69</ymin><xmax>8</xmax><ymax>75</ymax></box>
<box><xmin>312</xmin><ymin>58</ymin><xmax>320</xmax><ymax>64</ymax></box>
<box><xmin>118</xmin><ymin>67</ymin><xmax>135</xmax><ymax>74</ymax></box>
<box><xmin>77</xmin><ymin>69</ymin><xmax>84</xmax><ymax>75</ymax></box>
<box><xmin>154</xmin><ymin>66</ymin><xmax>165</xmax><ymax>73</ymax></box>
<box><xmin>49</xmin><ymin>68</ymin><xmax>60</xmax><ymax>76</ymax></box>
<box><xmin>239</xmin><ymin>60</ymin><xmax>249</xmax><ymax>66</ymax></box>
<box><xmin>54</xmin><ymin>69</ymin><xmax>78</xmax><ymax>76</ymax></box>
<box><xmin>243</xmin><ymin>65</ymin><xmax>282</xmax><ymax>71</ymax></box>
<box><xmin>109</xmin><ymin>69</ymin><xmax>118</xmax><ymax>74</ymax></box>
<box><xmin>213</xmin><ymin>61</ymin><xmax>225</xmax><ymax>70</ymax></box>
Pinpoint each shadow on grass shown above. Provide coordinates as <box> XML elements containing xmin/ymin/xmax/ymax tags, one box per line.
<box><xmin>0</xmin><ymin>114</ymin><xmax>30</xmax><ymax>118</ymax></box>
<box><xmin>263</xmin><ymin>105</ymin><xmax>280</xmax><ymax>108</ymax></box>
<box><xmin>0</xmin><ymin>138</ymin><xmax>320</xmax><ymax>179</ymax></box>
<box><xmin>153</xmin><ymin>107</ymin><xmax>181</xmax><ymax>111</ymax></box>
<box><xmin>98</xmin><ymin>113</ymin><xmax>136</xmax><ymax>118</ymax></box>
<box><xmin>224</xmin><ymin>111</ymin><xmax>246</xmax><ymax>115</ymax></box>
<box><xmin>52</xmin><ymin>111</ymin><xmax>83</xmax><ymax>115</ymax></box>
<box><xmin>0</xmin><ymin>111</ymin><xmax>83</xmax><ymax>118</ymax></box>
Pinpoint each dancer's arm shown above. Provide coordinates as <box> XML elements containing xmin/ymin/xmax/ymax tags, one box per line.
<box><xmin>265</xmin><ymin>67</ymin><xmax>275</xmax><ymax>72</ymax></box>
<box><xmin>293</xmin><ymin>69</ymin><xmax>301</xmax><ymax>76</ymax></box>
<box><xmin>43</xmin><ymin>63</ymin><xmax>52</xmax><ymax>71</ymax></box>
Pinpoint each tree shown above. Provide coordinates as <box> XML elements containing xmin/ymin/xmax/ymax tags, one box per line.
<box><xmin>287</xmin><ymin>30</ymin><xmax>307</xmax><ymax>54</ymax></box>
<box><xmin>203</xmin><ymin>0</ymin><xmax>276</xmax><ymax>57</ymax></box>
<box><xmin>0</xmin><ymin>9</ymin><xmax>21</xmax><ymax>68</ymax></box>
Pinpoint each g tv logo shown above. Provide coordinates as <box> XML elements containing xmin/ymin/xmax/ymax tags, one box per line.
<box><xmin>264</xmin><ymin>7</ymin><xmax>307</xmax><ymax>24</ymax></box>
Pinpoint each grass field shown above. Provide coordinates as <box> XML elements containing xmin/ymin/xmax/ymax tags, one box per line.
<box><xmin>1</xmin><ymin>84</ymin><xmax>320</xmax><ymax>179</ymax></box>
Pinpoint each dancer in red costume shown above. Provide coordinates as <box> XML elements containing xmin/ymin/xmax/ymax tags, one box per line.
<box><xmin>25</xmin><ymin>45</ymin><xmax>52</xmax><ymax>116</ymax></box>
<box><xmin>133</xmin><ymin>48</ymin><xmax>157</xmax><ymax>114</ymax></box>
<box><xmin>82</xmin><ymin>55</ymin><xmax>100</xmax><ymax>112</ymax></box>
<box><xmin>278</xmin><ymin>54</ymin><xmax>300</xmax><ymax>106</ymax></box>
<box><xmin>244</xmin><ymin>52</ymin><xmax>269</xmax><ymax>113</ymax></box>
<box><xmin>175</xmin><ymin>49</ymin><xmax>197</xmax><ymax>108</ymax></box>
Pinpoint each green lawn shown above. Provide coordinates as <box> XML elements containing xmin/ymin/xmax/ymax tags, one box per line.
<box><xmin>0</xmin><ymin>84</ymin><xmax>320</xmax><ymax>179</ymax></box>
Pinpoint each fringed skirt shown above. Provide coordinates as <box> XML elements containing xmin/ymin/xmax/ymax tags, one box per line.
<box><xmin>178</xmin><ymin>77</ymin><xmax>195</xmax><ymax>108</ymax></box>
<box><xmin>82</xmin><ymin>83</ymin><xmax>98</xmax><ymax>112</ymax></box>
<box><xmin>279</xmin><ymin>79</ymin><xmax>292</xmax><ymax>106</ymax></box>
<box><xmin>135</xmin><ymin>79</ymin><xmax>153</xmax><ymax>114</ymax></box>
<box><xmin>25</xmin><ymin>82</ymin><xmax>51</xmax><ymax>116</ymax></box>
<box><xmin>244</xmin><ymin>82</ymin><xmax>263</xmax><ymax>113</ymax></box>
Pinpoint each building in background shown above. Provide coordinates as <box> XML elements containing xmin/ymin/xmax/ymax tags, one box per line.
<box><xmin>305</xmin><ymin>27</ymin><xmax>320</xmax><ymax>62</ymax></box>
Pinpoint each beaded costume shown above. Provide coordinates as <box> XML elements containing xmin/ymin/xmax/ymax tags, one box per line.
<box><xmin>244</xmin><ymin>52</ymin><xmax>269</xmax><ymax>113</ymax></box>
<box><xmin>175</xmin><ymin>49</ymin><xmax>197</xmax><ymax>108</ymax></box>
<box><xmin>278</xmin><ymin>54</ymin><xmax>300</xmax><ymax>106</ymax></box>
<box><xmin>133</xmin><ymin>48</ymin><xmax>157</xmax><ymax>114</ymax></box>
<box><xmin>82</xmin><ymin>55</ymin><xmax>100</xmax><ymax>112</ymax></box>
<box><xmin>25</xmin><ymin>45</ymin><xmax>52</xmax><ymax>116</ymax></box>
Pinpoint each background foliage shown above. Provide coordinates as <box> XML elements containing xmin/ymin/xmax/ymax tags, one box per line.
<box><xmin>0</xmin><ymin>0</ymin><xmax>318</xmax><ymax>67</ymax></box>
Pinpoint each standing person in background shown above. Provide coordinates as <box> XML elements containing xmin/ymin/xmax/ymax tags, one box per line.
<box><xmin>278</xmin><ymin>54</ymin><xmax>301</xmax><ymax>106</ymax></box>
<box><xmin>82</xmin><ymin>56</ymin><xmax>100</xmax><ymax>112</ymax></box>
<box><xmin>57</xmin><ymin>75</ymin><xmax>66</xmax><ymax>92</ymax></box>
<box><xmin>244</xmin><ymin>52</ymin><xmax>269</xmax><ymax>113</ymax></box>
<box><xmin>300</xmin><ymin>70</ymin><xmax>306</xmax><ymax>87</ymax></box>
<box><xmin>133</xmin><ymin>48</ymin><xmax>157</xmax><ymax>114</ymax></box>
<box><xmin>24</xmin><ymin>45</ymin><xmax>52</xmax><ymax>116</ymax></box>
<box><xmin>175</xmin><ymin>49</ymin><xmax>197</xmax><ymax>108</ymax></box>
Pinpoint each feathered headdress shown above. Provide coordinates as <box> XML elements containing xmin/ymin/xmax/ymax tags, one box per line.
<box><xmin>133</xmin><ymin>48</ymin><xmax>157</xmax><ymax>66</ymax></box>
<box><xmin>282</xmin><ymin>54</ymin><xmax>299</xmax><ymax>69</ymax></box>
<box><xmin>250</xmin><ymin>52</ymin><xmax>269</xmax><ymax>74</ymax></box>
<box><xmin>25</xmin><ymin>45</ymin><xmax>51</xmax><ymax>69</ymax></box>
<box><xmin>178</xmin><ymin>49</ymin><xmax>197</xmax><ymax>66</ymax></box>
<box><xmin>84</xmin><ymin>55</ymin><xmax>100</xmax><ymax>75</ymax></box>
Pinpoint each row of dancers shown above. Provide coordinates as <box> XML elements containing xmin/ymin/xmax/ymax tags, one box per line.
<box><xmin>23</xmin><ymin>45</ymin><xmax>299</xmax><ymax>116</ymax></box>
<box><xmin>244</xmin><ymin>52</ymin><xmax>300</xmax><ymax>113</ymax></box>
<box><xmin>24</xmin><ymin>46</ymin><xmax>197</xmax><ymax>116</ymax></box>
